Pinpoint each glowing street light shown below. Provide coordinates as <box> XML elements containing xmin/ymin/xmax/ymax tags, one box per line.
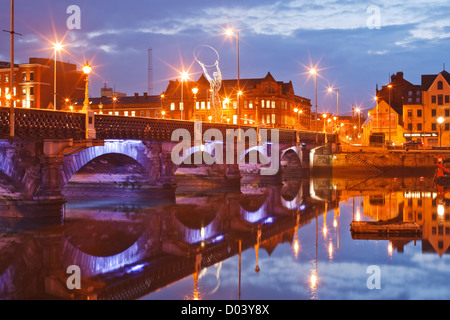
<box><xmin>438</xmin><ymin>116</ymin><xmax>445</xmax><ymax>147</ymax></box>
<box><xmin>226</xmin><ymin>28</ymin><xmax>240</xmax><ymax>128</ymax></box>
<box><xmin>192</xmin><ymin>87</ymin><xmax>198</xmax><ymax>120</ymax></box>
<box><xmin>180</xmin><ymin>71</ymin><xmax>189</xmax><ymax>120</ymax></box>
<box><xmin>327</xmin><ymin>86</ymin><xmax>340</xmax><ymax>120</ymax></box>
<box><xmin>82</xmin><ymin>61</ymin><xmax>92</xmax><ymax>112</ymax></box>
<box><xmin>309</xmin><ymin>68</ymin><xmax>318</xmax><ymax>142</ymax></box>
<box><xmin>53</xmin><ymin>41</ymin><xmax>63</xmax><ymax>110</ymax></box>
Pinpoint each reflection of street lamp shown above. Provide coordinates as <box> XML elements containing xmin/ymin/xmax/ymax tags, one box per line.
<box><xmin>161</xmin><ymin>110</ymin><xmax>166</xmax><ymax>119</ymax></box>
<box><xmin>438</xmin><ymin>116</ymin><xmax>445</xmax><ymax>147</ymax></box>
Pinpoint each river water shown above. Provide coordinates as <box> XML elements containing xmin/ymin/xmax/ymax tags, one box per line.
<box><xmin>1</xmin><ymin>173</ymin><xmax>449</xmax><ymax>300</ymax></box>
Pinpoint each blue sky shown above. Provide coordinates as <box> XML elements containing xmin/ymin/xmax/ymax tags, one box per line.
<box><xmin>1</xmin><ymin>0</ymin><xmax>450</xmax><ymax>115</ymax></box>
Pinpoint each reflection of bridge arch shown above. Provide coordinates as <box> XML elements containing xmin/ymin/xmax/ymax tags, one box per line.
<box><xmin>62</xmin><ymin>229</ymin><xmax>151</xmax><ymax>278</ymax></box>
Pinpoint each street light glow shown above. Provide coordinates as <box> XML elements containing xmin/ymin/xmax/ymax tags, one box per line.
<box><xmin>54</xmin><ymin>41</ymin><xmax>63</xmax><ymax>51</ymax></box>
<box><xmin>82</xmin><ymin>62</ymin><xmax>92</xmax><ymax>75</ymax></box>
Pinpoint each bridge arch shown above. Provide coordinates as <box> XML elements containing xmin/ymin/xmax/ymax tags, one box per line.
<box><xmin>61</xmin><ymin>140</ymin><xmax>152</xmax><ymax>190</ymax></box>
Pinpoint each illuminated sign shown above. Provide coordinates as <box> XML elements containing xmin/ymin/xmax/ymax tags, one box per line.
<box><xmin>403</xmin><ymin>132</ymin><xmax>438</xmax><ymax>137</ymax></box>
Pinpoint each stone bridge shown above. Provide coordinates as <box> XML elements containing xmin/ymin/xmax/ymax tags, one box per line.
<box><xmin>0</xmin><ymin>107</ymin><xmax>337</xmax><ymax>202</ymax></box>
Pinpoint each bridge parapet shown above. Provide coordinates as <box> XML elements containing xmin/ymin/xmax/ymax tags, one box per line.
<box><xmin>0</xmin><ymin>107</ymin><xmax>86</xmax><ymax>140</ymax></box>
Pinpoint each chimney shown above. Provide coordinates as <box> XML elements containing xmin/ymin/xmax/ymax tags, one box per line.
<box><xmin>134</xmin><ymin>93</ymin><xmax>139</xmax><ymax>99</ymax></box>
<box><xmin>143</xmin><ymin>92</ymin><xmax>148</xmax><ymax>98</ymax></box>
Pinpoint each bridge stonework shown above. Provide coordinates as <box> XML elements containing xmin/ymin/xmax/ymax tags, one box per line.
<box><xmin>0</xmin><ymin>109</ymin><xmax>337</xmax><ymax>204</ymax></box>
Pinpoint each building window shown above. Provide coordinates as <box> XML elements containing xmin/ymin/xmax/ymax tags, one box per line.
<box><xmin>249</xmin><ymin>100</ymin><xmax>253</xmax><ymax>109</ymax></box>
<box><xmin>407</xmin><ymin>109</ymin><xmax>412</xmax><ymax>117</ymax></box>
<box><xmin>417</xmin><ymin>109</ymin><xmax>422</xmax><ymax>117</ymax></box>
<box><xmin>271</xmin><ymin>114</ymin><xmax>276</xmax><ymax>123</ymax></box>
<box><xmin>408</xmin><ymin>98</ymin><xmax>412</xmax><ymax>103</ymax></box>
<box><xmin>408</xmin><ymin>91</ymin><xmax>413</xmax><ymax>96</ymax></box>
<box><xmin>170</xmin><ymin>103</ymin><xmax>175</xmax><ymax>110</ymax></box>
<box><xmin>446</xmin><ymin>109</ymin><xmax>450</xmax><ymax>117</ymax></box>
<box><xmin>432</xmin><ymin>109</ymin><xmax>437</xmax><ymax>117</ymax></box>
<box><xmin>233</xmin><ymin>101</ymin><xmax>237</xmax><ymax>109</ymax></box>
<box><xmin>416</xmin><ymin>98</ymin><xmax>421</xmax><ymax>103</ymax></box>
<box><xmin>261</xmin><ymin>100</ymin><xmax>265</xmax><ymax>108</ymax></box>
<box><xmin>244</xmin><ymin>100</ymin><xmax>248</xmax><ymax>109</ymax></box>
<box><xmin>5</xmin><ymin>75</ymin><xmax>9</xmax><ymax>83</ymax></box>
<box><xmin>207</xmin><ymin>102</ymin><xmax>210</xmax><ymax>109</ymax></box>
<box><xmin>29</xmin><ymin>86</ymin><xmax>34</xmax><ymax>96</ymax></box>
<box><xmin>22</xmin><ymin>86</ymin><xmax>26</xmax><ymax>95</ymax></box>
<box><xmin>438</xmin><ymin>95</ymin><xmax>443</xmax><ymax>105</ymax></box>
<box><xmin>432</xmin><ymin>95</ymin><xmax>437</xmax><ymax>104</ymax></box>
<box><xmin>30</xmin><ymin>72</ymin><xmax>34</xmax><ymax>81</ymax></box>
<box><xmin>271</xmin><ymin>101</ymin><xmax>276</xmax><ymax>109</ymax></box>
<box><xmin>432</xmin><ymin>123</ymin><xmax>437</xmax><ymax>131</ymax></box>
<box><xmin>446</xmin><ymin>123</ymin><xmax>450</xmax><ymax>131</ymax></box>
<box><xmin>22</xmin><ymin>72</ymin><xmax>26</xmax><ymax>81</ymax></box>
<box><xmin>140</xmin><ymin>111</ymin><xmax>144</xmax><ymax>117</ymax></box>
<box><xmin>201</xmin><ymin>101</ymin><xmax>205</xmax><ymax>110</ymax></box>
<box><xmin>266</xmin><ymin>114</ymin><xmax>270</xmax><ymax>124</ymax></box>
<box><xmin>114</xmin><ymin>111</ymin><xmax>119</xmax><ymax>116</ymax></box>
<box><xmin>196</xmin><ymin>101</ymin><xmax>199</xmax><ymax>110</ymax></box>
<box><xmin>146</xmin><ymin>110</ymin><xmax>150</xmax><ymax>117</ymax></box>
<box><xmin>131</xmin><ymin>111</ymin><xmax>136</xmax><ymax>117</ymax></box>
<box><xmin>179</xmin><ymin>102</ymin><xmax>184</xmax><ymax>110</ymax></box>
<box><xmin>417</xmin><ymin>123</ymin><xmax>422</xmax><ymax>131</ymax></box>
<box><xmin>438</xmin><ymin>81</ymin><xmax>444</xmax><ymax>90</ymax></box>
<box><xmin>124</xmin><ymin>111</ymin><xmax>129</xmax><ymax>116</ymax></box>
<box><xmin>407</xmin><ymin>123</ymin><xmax>413</xmax><ymax>131</ymax></box>
<box><xmin>446</xmin><ymin>96</ymin><xmax>450</xmax><ymax>104</ymax></box>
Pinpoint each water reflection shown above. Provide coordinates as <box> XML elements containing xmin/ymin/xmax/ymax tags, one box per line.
<box><xmin>1</xmin><ymin>174</ymin><xmax>450</xmax><ymax>299</ymax></box>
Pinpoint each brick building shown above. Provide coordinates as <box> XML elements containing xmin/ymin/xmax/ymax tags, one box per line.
<box><xmin>162</xmin><ymin>72</ymin><xmax>311</xmax><ymax>130</ymax></box>
<box><xmin>0</xmin><ymin>58</ymin><xmax>85</xmax><ymax>109</ymax></box>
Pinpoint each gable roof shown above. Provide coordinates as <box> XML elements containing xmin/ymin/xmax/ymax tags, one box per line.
<box><xmin>422</xmin><ymin>70</ymin><xmax>450</xmax><ymax>91</ymax></box>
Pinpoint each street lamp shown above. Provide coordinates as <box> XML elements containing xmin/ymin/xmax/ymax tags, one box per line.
<box><xmin>180</xmin><ymin>71</ymin><xmax>189</xmax><ymax>120</ymax></box>
<box><xmin>53</xmin><ymin>41</ymin><xmax>63</xmax><ymax>111</ymax></box>
<box><xmin>327</xmin><ymin>87</ymin><xmax>340</xmax><ymax>121</ymax></box>
<box><xmin>226</xmin><ymin>28</ymin><xmax>240</xmax><ymax>128</ymax></box>
<box><xmin>309</xmin><ymin>68</ymin><xmax>318</xmax><ymax>142</ymax></box>
<box><xmin>387</xmin><ymin>84</ymin><xmax>393</xmax><ymax>144</ymax></box>
<box><xmin>161</xmin><ymin>110</ymin><xmax>166</xmax><ymax>119</ymax></box>
<box><xmin>438</xmin><ymin>117</ymin><xmax>445</xmax><ymax>147</ymax></box>
<box><xmin>355</xmin><ymin>107</ymin><xmax>361</xmax><ymax>141</ymax></box>
<box><xmin>192</xmin><ymin>87</ymin><xmax>198</xmax><ymax>120</ymax></box>
<box><xmin>82</xmin><ymin>61</ymin><xmax>92</xmax><ymax>112</ymax></box>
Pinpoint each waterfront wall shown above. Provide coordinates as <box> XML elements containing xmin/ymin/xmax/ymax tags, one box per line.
<box><xmin>331</xmin><ymin>147</ymin><xmax>441</xmax><ymax>176</ymax></box>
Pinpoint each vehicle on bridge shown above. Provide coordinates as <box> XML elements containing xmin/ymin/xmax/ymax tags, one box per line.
<box><xmin>403</xmin><ymin>139</ymin><xmax>423</xmax><ymax>150</ymax></box>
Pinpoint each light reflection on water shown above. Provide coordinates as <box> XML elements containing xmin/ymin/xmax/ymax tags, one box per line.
<box><xmin>1</xmin><ymin>176</ymin><xmax>450</xmax><ymax>300</ymax></box>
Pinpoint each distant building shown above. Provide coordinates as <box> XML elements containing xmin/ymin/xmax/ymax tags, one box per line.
<box><xmin>162</xmin><ymin>72</ymin><xmax>312</xmax><ymax>130</ymax></box>
<box><xmin>100</xmin><ymin>84</ymin><xmax>126</xmax><ymax>99</ymax></box>
<box><xmin>0</xmin><ymin>58</ymin><xmax>85</xmax><ymax>109</ymax></box>
<box><xmin>73</xmin><ymin>92</ymin><xmax>162</xmax><ymax>118</ymax></box>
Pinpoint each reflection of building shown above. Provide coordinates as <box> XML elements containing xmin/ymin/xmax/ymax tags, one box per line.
<box><xmin>0</xmin><ymin>58</ymin><xmax>85</xmax><ymax>109</ymax></box>
<box><xmin>162</xmin><ymin>72</ymin><xmax>311</xmax><ymax>129</ymax></box>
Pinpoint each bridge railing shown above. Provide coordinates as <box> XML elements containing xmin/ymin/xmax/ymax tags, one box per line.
<box><xmin>0</xmin><ymin>107</ymin><xmax>86</xmax><ymax>139</ymax></box>
<box><xmin>0</xmin><ymin>108</ymin><xmax>337</xmax><ymax>144</ymax></box>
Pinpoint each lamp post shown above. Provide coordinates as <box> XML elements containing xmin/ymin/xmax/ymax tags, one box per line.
<box><xmin>81</xmin><ymin>61</ymin><xmax>95</xmax><ymax>140</ymax></box>
<box><xmin>192</xmin><ymin>87</ymin><xmax>198</xmax><ymax>120</ymax></box>
<box><xmin>82</xmin><ymin>62</ymin><xmax>92</xmax><ymax>111</ymax></box>
<box><xmin>180</xmin><ymin>71</ymin><xmax>188</xmax><ymax>120</ymax></box>
<box><xmin>309</xmin><ymin>68</ymin><xmax>318</xmax><ymax>142</ymax></box>
<box><xmin>388</xmin><ymin>84</ymin><xmax>393</xmax><ymax>144</ymax></box>
<box><xmin>355</xmin><ymin>107</ymin><xmax>361</xmax><ymax>141</ymax></box>
<box><xmin>226</xmin><ymin>29</ymin><xmax>240</xmax><ymax>129</ymax></box>
<box><xmin>438</xmin><ymin>117</ymin><xmax>445</xmax><ymax>147</ymax></box>
<box><xmin>327</xmin><ymin>87</ymin><xmax>339</xmax><ymax>121</ymax></box>
<box><xmin>53</xmin><ymin>42</ymin><xmax>62</xmax><ymax>111</ymax></box>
